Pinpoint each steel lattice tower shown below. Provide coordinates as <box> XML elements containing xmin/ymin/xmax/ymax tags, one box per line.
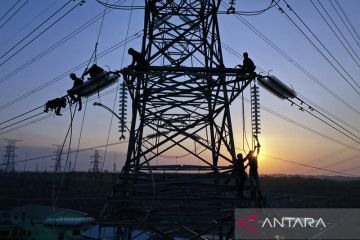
<box><xmin>105</xmin><ymin>1</ymin><xmax>261</xmax><ymax>238</ymax></box>
<box><xmin>1</xmin><ymin>139</ymin><xmax>21</xmax><ymax>172</ymax></box>
<box><xmin>122</xmin><ymin>0</ymin><xmax>252</xmax><ymax>174</ymax></box>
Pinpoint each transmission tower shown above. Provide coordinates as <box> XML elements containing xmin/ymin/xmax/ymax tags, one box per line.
<box><xmin>52</xmin><ymin>145</ymin><xmax>64</xmax><ymax>173</ymax></box>
<box><xmin>1</xmin><ymin>139</ymin><xmax>21</xmax><ymax>172</ymax></box>
<box><xmin>105</xmin><ymin>1</ymin><xmax>262</xmax><ymax>238</ymax></box>
<box><xmin>90</xmin><ymin>149</ymin><xmax>101</xmax><ymax>173</ymax></box>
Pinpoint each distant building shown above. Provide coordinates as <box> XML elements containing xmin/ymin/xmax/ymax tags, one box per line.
<box><xmin>10</xmin><ymin>204</ymin><xmax>94</xmax><ymax>240</ymax></box>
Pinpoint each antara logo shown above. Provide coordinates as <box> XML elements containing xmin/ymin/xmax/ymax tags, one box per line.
<box><xmin>237</xmin><ymin>214</ymin><xmax>326</xmax><ymax>234</ymax></box>
<box><xmin>261</xmin><ymin>217</ymin><xmax>327</xmax><ymax>228</ymax></box>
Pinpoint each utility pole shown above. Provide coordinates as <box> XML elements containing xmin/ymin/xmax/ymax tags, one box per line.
<box><xmin>90</xmin><ymin>150</ymin><xmax>101</xmax><ymax>173</ymax></box>
<box><xmin>1</xmin><ymin>139</ymin><xmax>21</xmax><ymax>172</ymax></box>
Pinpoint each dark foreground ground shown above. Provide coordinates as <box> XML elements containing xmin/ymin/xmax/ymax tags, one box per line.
<box><xmin>1</xmin><ymin>172</ymin><xmax>360</xmax><ymax>218</ymax></box>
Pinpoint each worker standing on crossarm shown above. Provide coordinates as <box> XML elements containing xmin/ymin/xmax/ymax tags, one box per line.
<box><xmin>67</xmin><ymin>73</ymin><xmax>83</xmax><ymax>111</ymax></box>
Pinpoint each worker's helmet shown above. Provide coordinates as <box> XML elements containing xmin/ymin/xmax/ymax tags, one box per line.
<box><xmin>243</xmin><ymin>52</ymin><xmax>248</xmax><ymax>58</ymax></box>
<box><xmin>128</xmin><ymin>48</ymin><xmax>134</xmax><ymax>54</ymax></box>
<box><xmin>236</xmin><ymin>153</ymin><xmax>243</xmax><ymax>159</ymax></box>
<box><xmin>70</xmin><ymin>73</ymin><xmax>76</xmax><ymax>79</ymax></box>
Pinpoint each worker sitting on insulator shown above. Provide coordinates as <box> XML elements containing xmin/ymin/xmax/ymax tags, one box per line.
<box><xmin>44</xmin><ymin>97</ymin><xmax>67</xmax><ymax>116</ymax></box>
<box><xmin>82</xmin><ymin>64</ymin><xmax>105</xmax><ymax>80</ymax></box>
<box><xmin>234</xmin><ymin>153</ymin><xmax>248</xmax><ymax>198</ymax></box>
<box><xmin>237</xmin><ymin>52</ymin><xmax>256</xmax><ymax>75</ymax></box>
<box><xmin>128</xmin><ymin>48</ymin><xmax>146</xmax><ymax>68</ymax></box>
<box><xmin>67</xmin><ymin>73</ymin><xmax>83</xmax><ymax>111</ymax></box>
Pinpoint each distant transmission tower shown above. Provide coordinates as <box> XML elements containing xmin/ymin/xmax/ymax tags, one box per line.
<box><xmin>90</xmin><ymin>150</ymin><xmax>101</xmax><ymax>173</ymax></box>
<box><xmin>1</xmin><ymin>139</ymin><xmax>21</xmax><ymax>172</ymax></box>
<box><xmin>53</xmin><ymin>145</ymin><xmax>63</xmax><ymax>173</ymax></box>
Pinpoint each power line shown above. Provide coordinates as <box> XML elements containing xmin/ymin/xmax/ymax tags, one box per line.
<box><xmin>14</xmin><ymin>140</ymin><xmax>129</xmax><ymax>164</ymax></box>
<box><xmin>332</xmin><ymin>0</ymin><xmax>360</xmax><ymax>49</ymax></box>
<box><xmin>0</xmin><ymin>112</ymin><xmax>45</xmax><ymax>131</ymax></box>
<box><xmin>236</xmin><ymin>146</ymin><xmax>357</xmax><ymax>176</ymax></box>
<box><xmin>0</xmin><ymin>30</ymin><xmax>142</xmax><ymax>111</ymax></box>
<box><xmin>72</xmin><ymin>99</ymin><xmax>88</xmax><ymax>171</ymax></box>
<box><xmin>0</xmin><ymin>0</ymin><xmax>61</xmax><ymax>47</ymax></box>
<box><xmin>218</xmin><ymin>0</ymin><xmax>279</xmax><ymax>16</ymax></box>
<box><xmin>0</xmin><ymin>85</ymin><xmax>119</xmax><ymax>135</ymax></box>
<box><xmin>223</xmin><ymin>3</ymin><xmax>360</xmax><ymax>117</ymax></box>
<box><xmin>0</xmin><ymin>105</ymin><xmax>43</xmax><ymax>126</ymax></box>
<box><xmin>288</xmin><ymin>98</ymin><xmax>360</xmax><ymax>145</ymax></box>
<box><xmin>262</xmin><ymin>153</ymin><xmax>358</xmax><ymax>177</ymax></box>
<box><xmin>0</xmin><ymin>114</ymin><xmax>52</xmax><ymax>136</ymax></box>
<box><xmin>319</xmin><ymin>0</ymin><xmax>360</xmax><ymax>61</ymax></box>
<box><xmin>0</xmin><ymin>0</ymin><xmax>30</xmax><ymax>30</ymax></box>
<box><xmin>284</xmin><ymin>144</ymin><xmax>354</xmax><ymax>173</ymax></box>
<box><xmin>101</xmin><ymin>0</ymin><xmax>134</xmax><ymax>172</ymax></box>
<box><xmin>294</xmin><ymin>153</ymin><xmax>360</xmax><ymax>175</ymax></box>
<box><xmin>297</xmin><ymin>93</ymin><xmax>360</xmax><ymax>134</ymax></box>
<box><xmin>0</xmin><ymin>0</ymin><xmax>73</xmax><ymax>61</ymax></box>
<box><xmin>278</xmin><ymin>0</ymin><xmax>360</xmax><ymax>95</ymax></box>
<box><xmin>221</xmin><ymin>40</ymin><xmax>360</xmax><ymax>143</ymax></box>
<box><xmin>0</xmin><ymin>0</ymin><xmax>85</xmax><ymax>66</ymax></box>
<box><xmin>310</xmin><ymin>0</ymin><xmax>360</xmax><ymax>67</ymax></box>
<box><xmin>243</xmin><ymin>97</ymin><xmax>360</xmax><ymax>153</ymax></box>
<box><xmin>0</xmin><ymin>0</ymin><xmax>126</xmax><ymax>85</ymax></box>
<box><xmin>0</xmin><ymin>0</ymin><xmax>22</xmax><ymax>23</ymax></box>
<box><xmin>96</xmin><ymin>0</ymin><xmax>143</xmax><ymax>10</ymax></box>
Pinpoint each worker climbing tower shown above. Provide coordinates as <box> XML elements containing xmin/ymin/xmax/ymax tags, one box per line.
<box><xmin>104</xmin><ymin>1</ymin><xmax>262</xmax><ymax>239</ymax></box>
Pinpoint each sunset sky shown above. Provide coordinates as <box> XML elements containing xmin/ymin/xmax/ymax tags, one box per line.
<box><xmin>0</xmin><ymin>0</ymin><xmax>359</xmax><ymax>176</ymax></box>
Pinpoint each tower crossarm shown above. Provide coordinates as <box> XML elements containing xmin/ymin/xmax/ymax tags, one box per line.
<box><xmin>122</xmin><ymin>66</ymin><xmax>255</xmax><ymax>105</ymax></box>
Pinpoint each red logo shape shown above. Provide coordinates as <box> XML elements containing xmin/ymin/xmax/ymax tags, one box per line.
<box><xmin>237</xmin><ymin>213</ymin><xmax>258</xmax><ymax>233</ymax></box>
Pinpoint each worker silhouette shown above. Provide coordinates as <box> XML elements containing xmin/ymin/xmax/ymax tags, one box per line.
<box><xmin>245</xmin><ymin>136</ymin><xmax>261</xmax><ymax>199</ymax></box>
<box><xmin>234</xmin><ymin>153</ymin><xmax>248</xmax><ymax>197</ymax></box>
<box><xmin>238</xmin><ymin>52</ymin><xmax>256</xmax><ymax>75</ymax></box>
<box><xmin>148</xmin><ymin>0</ymin><xmax>159</xmax><ymax>14</ymax></box>
<box><xmin>67</xmin><ymin>73</ymin><xmax>83</xmax><ymax>111</ymax></box>
<box><xmin>82</xmin><ymin>64</ymin><xmax>105</xmax><ymax>80</ymax></box>
<box><xmin>44</xmin><ymin>97</ymin><xmax>67</xmax><ymax>116</ymax></box>
<box><xmin>128</xmin><ymin>48</ymin><xmax>146</xmax><ymax>68</ymax></box>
